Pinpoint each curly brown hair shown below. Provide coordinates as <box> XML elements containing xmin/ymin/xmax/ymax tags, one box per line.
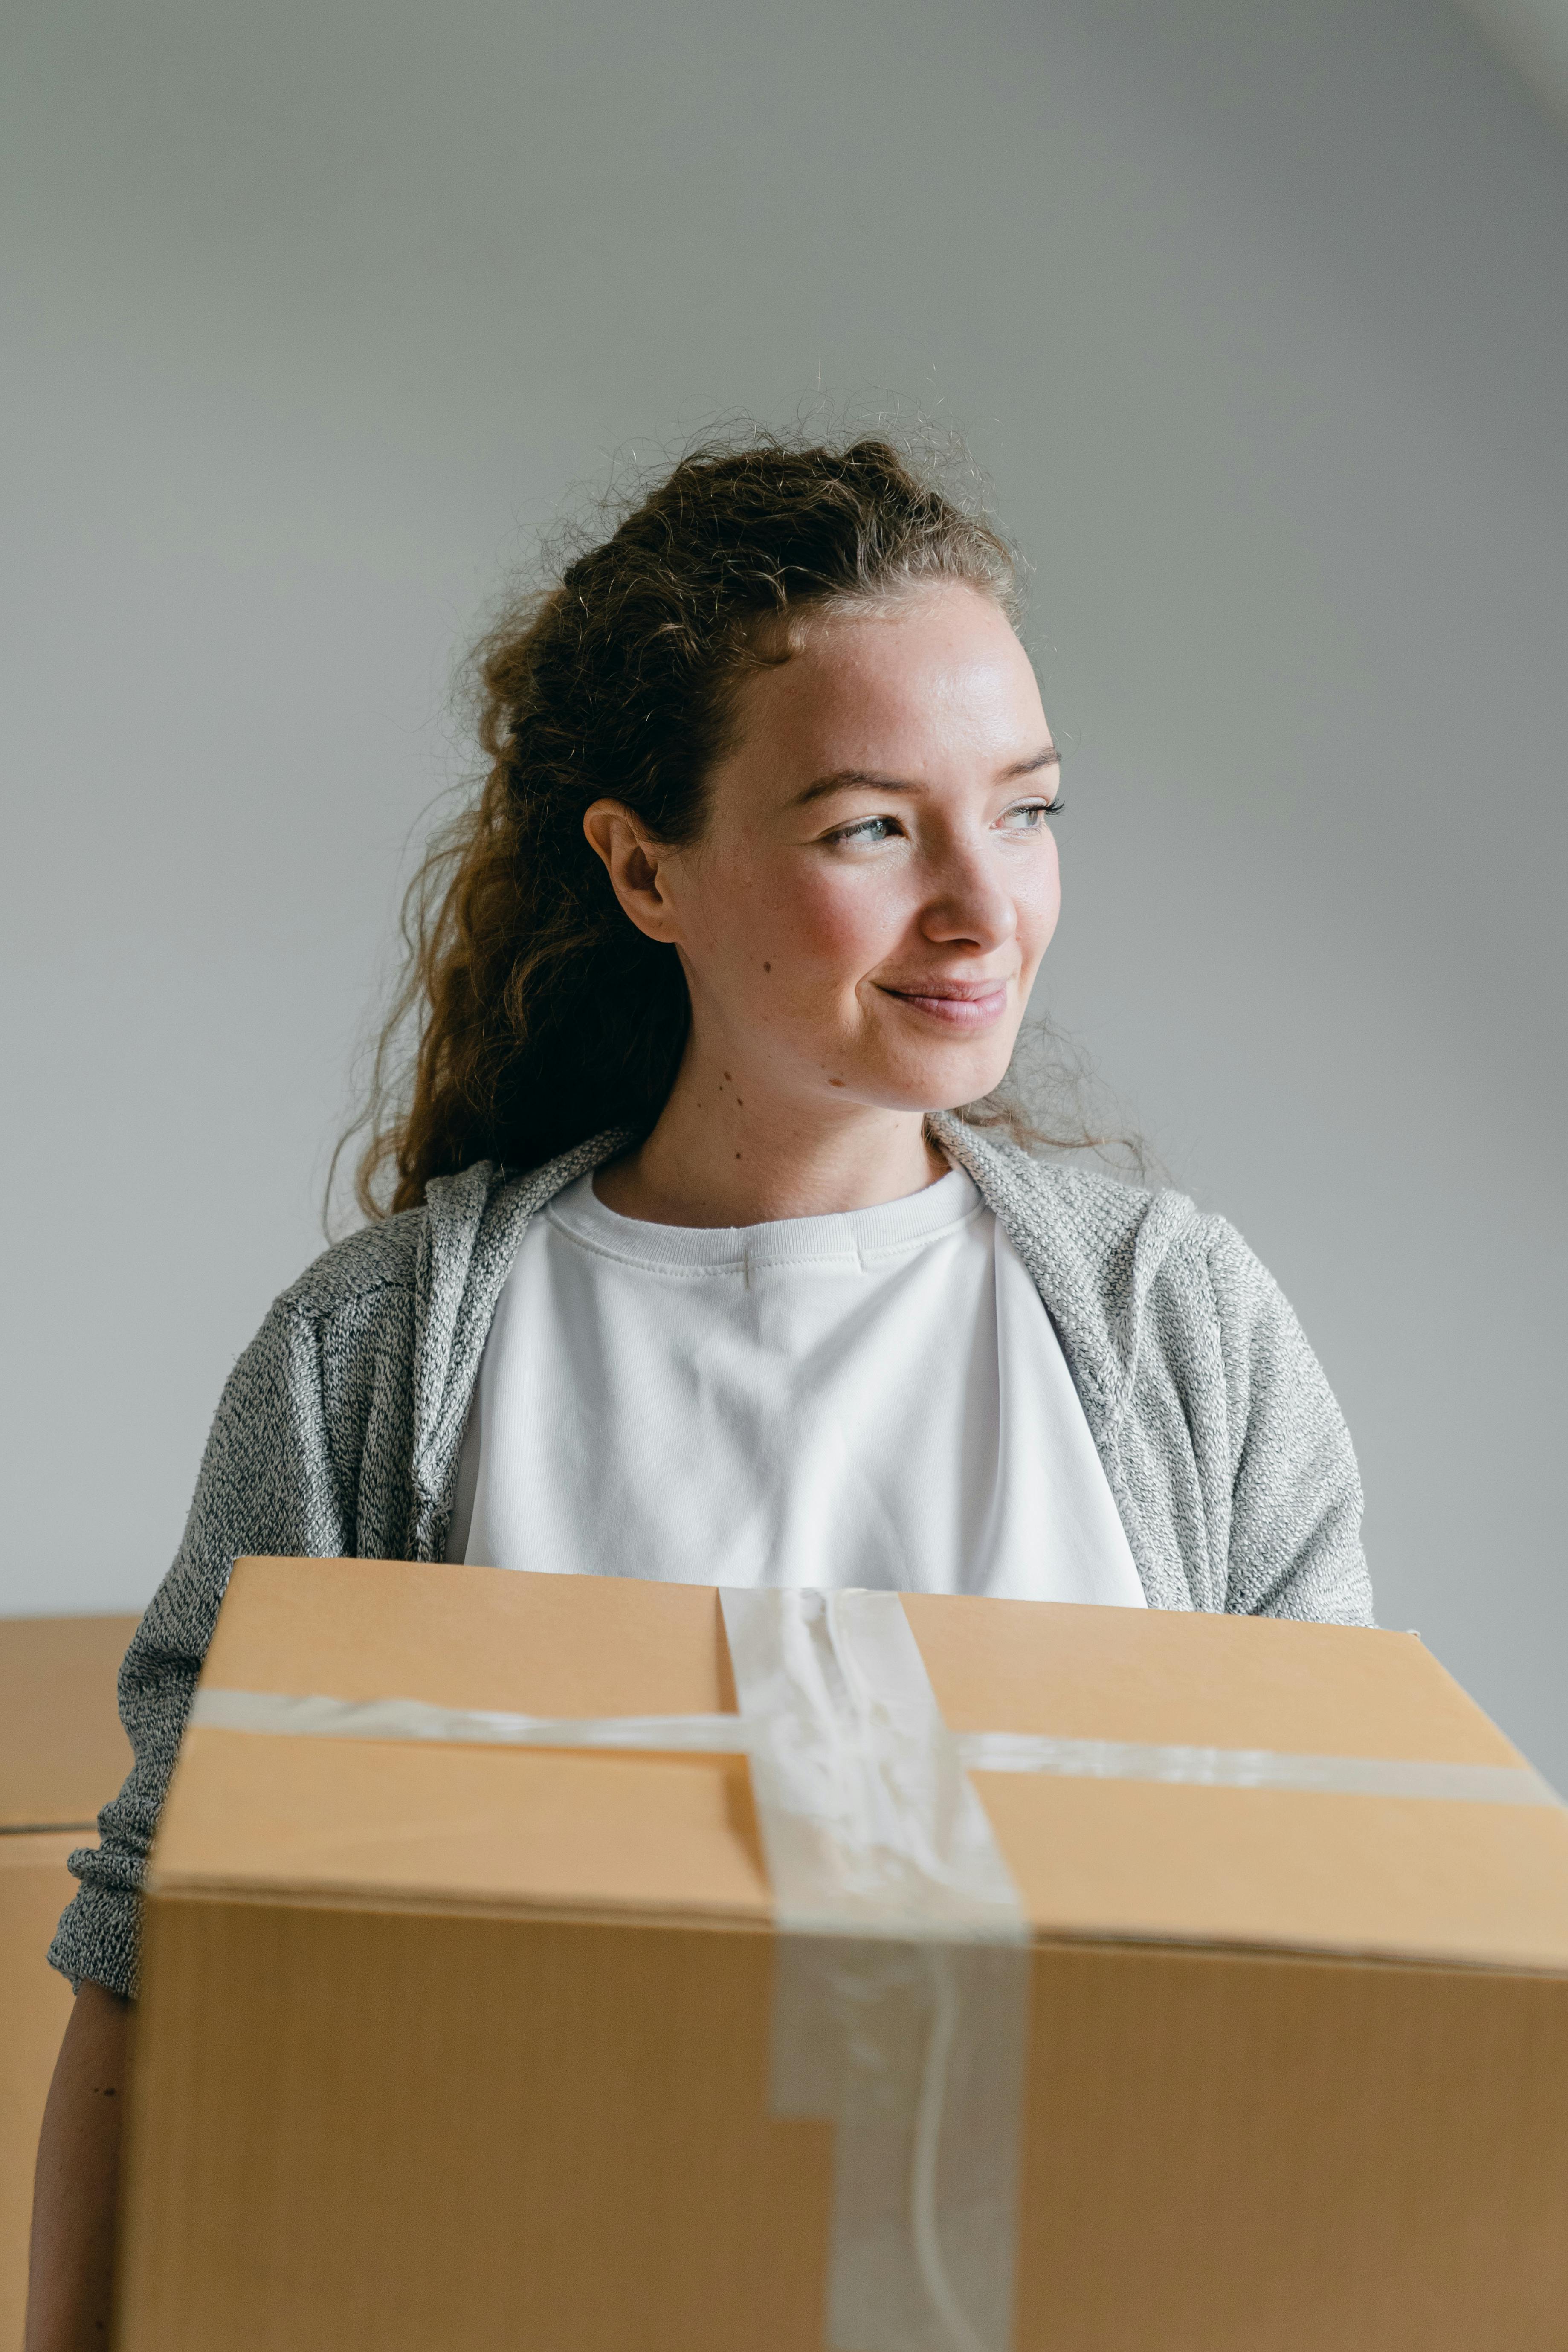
<box><xmin>348</xmin><ymin>431</ymin><xmax>1091</xmax><ymax>1220</ymax></box>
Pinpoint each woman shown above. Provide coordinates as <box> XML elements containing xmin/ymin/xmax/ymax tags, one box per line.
<box><xmin>28</xmin><ymin>436</ymin><xmax>1371</xmax><ymax>2348</ymax></box>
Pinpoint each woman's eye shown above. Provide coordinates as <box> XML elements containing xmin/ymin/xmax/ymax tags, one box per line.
<box><xmin>831</xmin><ymin>816</ymin><xmax>899</xmax><ymax>846</ymax></box>
<box><xmin>999</xmin><ymin>798</ymin><xmax>1062</xmax><ymax>831</ymax></box>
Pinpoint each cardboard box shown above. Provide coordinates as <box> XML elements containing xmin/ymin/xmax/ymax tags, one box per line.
<box><xmin>122</xmin><ymin>1559</ymin><xmax>1568</xmax><ymax>2352</ymax></box>
<box><xmin>0</xmin><ymin>1614</ymin><xmax>137</xmax><ymax>2352</ymax></box>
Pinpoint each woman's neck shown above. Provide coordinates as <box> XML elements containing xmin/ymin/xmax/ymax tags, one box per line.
<box><xmin>594</xmin><ymin>1057</ymin><xmax>947</xmax><ymax>1228</ymax></box>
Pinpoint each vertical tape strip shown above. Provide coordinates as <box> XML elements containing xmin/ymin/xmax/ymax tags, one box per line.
<box><xmin>721</xmin><ymin>1590</ymin><xmax>1031</xmax><ymax>2352</ymax></box>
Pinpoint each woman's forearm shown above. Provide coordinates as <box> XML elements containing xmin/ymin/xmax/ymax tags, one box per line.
<box><xmin>26</xmin><ymin>1979</ymin><xmax>129</xmax><ymax>2352</ymax></box>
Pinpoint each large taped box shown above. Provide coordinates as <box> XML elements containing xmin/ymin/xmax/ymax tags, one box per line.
<box><xmin>0</xmin><ymin>1613</ymin><xmax>137</xmax><ymax>2352</ymax></box>
<box><xmin>121</xmin><ymin>1557</ymin><xmax>1568</xmax><ymax>2352</ymax></box>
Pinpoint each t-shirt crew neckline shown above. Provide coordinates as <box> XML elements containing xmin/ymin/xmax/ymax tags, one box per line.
<box><xmin>545</xmin><ymin>1164</ymin><xmax>983</xmax><ymax>1277</ymax></box>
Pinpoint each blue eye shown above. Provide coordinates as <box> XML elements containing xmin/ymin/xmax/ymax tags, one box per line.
<box><xmin>833</xmin><ymin>816</ymin><xmax>898</xmax><ymax>845</ymax></box>
<box><xmin>1000</xmin><ymin>798</ymin><xmax>1064</xmax><ymax>830</ymax></box>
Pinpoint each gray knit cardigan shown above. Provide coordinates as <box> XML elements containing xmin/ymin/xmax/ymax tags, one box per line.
<box><xmin>50</xmin><ymin>1115</ymin><xmax>1373</xmax><ymax>1998</ymax></box>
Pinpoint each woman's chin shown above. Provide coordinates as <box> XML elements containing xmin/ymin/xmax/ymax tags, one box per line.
<box><xmin>843</xmin><ymin>1046</ymin><xmax>1018</xmax><ymax>1117</ymax></box>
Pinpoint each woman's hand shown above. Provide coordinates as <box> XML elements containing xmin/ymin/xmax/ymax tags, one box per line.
<box><xmin>26</xmin><ymin>1979</ymin><xmax>129</xmax><ymax>2352</ymax></box>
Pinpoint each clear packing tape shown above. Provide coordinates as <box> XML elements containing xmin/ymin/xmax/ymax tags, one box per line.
<box><xmin>719</xmin><ymin>1590</ymin><xmax>1029</xmax><ymax>2352</ymax></box>
<box><xmin>191</xmin><ymin>1590</ymin><xmax>1562</xmax><ymax>2352</ymax></box>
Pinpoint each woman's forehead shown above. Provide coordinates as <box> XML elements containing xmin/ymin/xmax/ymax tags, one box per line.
<box><xmin>725</xmin><ymin>589</ymin><xmax>1046</xmax><ymax>779</ymax></box>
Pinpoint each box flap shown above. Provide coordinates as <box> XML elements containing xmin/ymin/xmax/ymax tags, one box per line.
<box><xmin>159</xmin><ymin>1558</ymin><xmax>768</xmax><ymax>1923</ymax></box>
<box><xmin>904</xmin><ymin>1593</ymin><xmax>1527</xmax><ymax>1763</ymax></box>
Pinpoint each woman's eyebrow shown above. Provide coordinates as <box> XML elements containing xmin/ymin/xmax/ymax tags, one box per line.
<box><xmin>1001</xmin><ymin>745</ymin><xmax>1061</xmax><ymax>780</ymax></box>
<box><xmin>791</xmin><ymin>744</ymin><xmax>1058</xmax><ymax>808</ymax></box>
<box><xmin>790</xmin><ymin>767</ymin><xmax>918</xmax><ymax>807</ymax></box>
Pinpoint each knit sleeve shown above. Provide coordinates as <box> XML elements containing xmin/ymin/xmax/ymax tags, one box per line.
<box><xmin>48</xmin><ymin>1298</ymin><xmax>350</xmax><ymax>1999</ymax></box>
<box><xmin>1203</xmin><ymin>1217</ymin><xmax>1374</xmax><ymax>1626</ymax></box>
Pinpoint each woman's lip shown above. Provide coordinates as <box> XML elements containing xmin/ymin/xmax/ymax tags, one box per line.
<box><xmin>880</xmin><ymin>982</ymin><xmax>1011</xmax><ymax>1028</ymax></box>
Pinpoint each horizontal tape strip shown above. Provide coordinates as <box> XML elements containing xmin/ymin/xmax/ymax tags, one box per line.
<box><xmin>191</xmin><ymin>1688</ymin><xmax>1559</xmax><ymax>1808</ymax></box>
<box><xmin>955</xmin><ymin>1731</ymin><xmax>1561</xmax><ymax>1806</ymax></box>
<box><xmin>190</xmin><ymin>1687</ymin><xmax>752</xmax><ymax>1751</ymax></box>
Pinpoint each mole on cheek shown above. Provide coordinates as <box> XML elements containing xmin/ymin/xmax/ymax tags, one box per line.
<box><xmin>762</xmin><ymin>962</ymin><xmax>771</xmax><ymax>973</ymax></box>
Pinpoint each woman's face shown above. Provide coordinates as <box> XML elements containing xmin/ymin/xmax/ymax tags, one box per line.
<box><xmin>601</xmin><ymin>582</ymin><xmax>1061</xmax><ymax>1119</ymax></box>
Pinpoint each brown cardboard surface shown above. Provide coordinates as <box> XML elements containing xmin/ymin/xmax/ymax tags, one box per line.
<box><xmin>0</xmin><ymin>1836</ymin><xmax>80</xmax><ymax>2352</ymax></box>
<box><xmin>903</xmin><ymin>1590</ymin><xmax>1526</xmax><ymax>1762</ymax></box>
<box><xmin>0</xmin><ymin>1614</ymin><xmax>136</xmax><ymax>1829</ymax></box>
<box><xmin>201</xmin><ymin>1555</ymin><xmax>731</xmax><ymax>1717</ymax></box>
<box><xmin>153</xmin><ymin>1558</ymin><xmax>1568</xmax><ymax>1972</ymax></box>
<box><xmin>121</xmin><ymin>1897</ymin><xmax>1568</xmax><ymax>2352</ymax></box>
<box><xmin>1</xmin><ymin>1614</ymin><xmax>137</xmax><ymax>2352</ymax></box>
<box><xmin>157</xmin><ymin>1734</ymin><xmax>772</xmax><ymax>1921</ymax></box>
<box><xmin>976</xmin><ymin>1771</ymin><xmax>1568</xmax><ymax>1968</ymax></box>
<box><xmin>1012</xmin><ymin>1939</ymin><xmax>1568</xmax><ymax>2350</ymax></box>
<box><xmin>121</xmin><ymin>1561</ymin><xmax>1568</xmax><ymax>2351</ymax></box>
<box><xmin>122</xmin><ymin>1898</ymin><xmax>832</xmax><ymax>2352</ymax></box>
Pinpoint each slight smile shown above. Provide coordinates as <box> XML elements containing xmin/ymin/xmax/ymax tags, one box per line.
<box><xmin>878</xmin><ymin>979</ymin><xmax>1012</xmax><ymax>1029</ymax></box>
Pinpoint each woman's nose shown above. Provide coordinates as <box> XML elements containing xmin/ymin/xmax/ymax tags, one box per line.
<box><xmin>919</xmin><ymin>840</ymin><xmax>1018</xmax><ymax>951</ymax></box>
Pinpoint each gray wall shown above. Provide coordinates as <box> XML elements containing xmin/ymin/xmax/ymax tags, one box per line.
<box><xmin>4</xmin><ymin>0</ymin><xmax>1565</xmax><ymax>1778</ymax></box>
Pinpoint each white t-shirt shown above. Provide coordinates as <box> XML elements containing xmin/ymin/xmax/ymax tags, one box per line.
<box><xmin>450</xmin><ymin>1165</ymin><xmax>1146</xmax><ymax>1606</ymax></box>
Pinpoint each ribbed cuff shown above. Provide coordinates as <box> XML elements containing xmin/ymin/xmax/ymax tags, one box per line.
<box><xmin>47</xmin><ymin>1880</ymin><xmax>142</xmax><ymax>2002</ymax></box>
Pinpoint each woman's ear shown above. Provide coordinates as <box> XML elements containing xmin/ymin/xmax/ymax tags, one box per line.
<box><xmin>583</xmin><ymin>802</ymin><xmax>682</xmax><ymax>944</ymax></box>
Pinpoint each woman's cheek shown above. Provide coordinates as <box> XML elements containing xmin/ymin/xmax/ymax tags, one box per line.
<box><xmin>762</xmin><ymin>866</ymin><xmax>893</xmax><ymax>975</ymax></box>
<box><xmin>699</xmin><ymin>850</ymin><xmax>909</xmax><ymax>1005</ymax></box>
<box><xmin>1016</xmin><ymin>844</ymin><xmax>1062</xmax><ymax>965</ymax></box>
<box><xmin>812</xmin><ymin>863</ymin><xmax>915</xmax><ymax>966</ymax></box>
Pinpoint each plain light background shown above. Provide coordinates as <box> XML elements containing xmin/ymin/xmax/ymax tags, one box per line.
<box><xmin>4</xmin><ymin>0</ymin><xmax>1565</xmax><ymax>1778</ymax></box>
